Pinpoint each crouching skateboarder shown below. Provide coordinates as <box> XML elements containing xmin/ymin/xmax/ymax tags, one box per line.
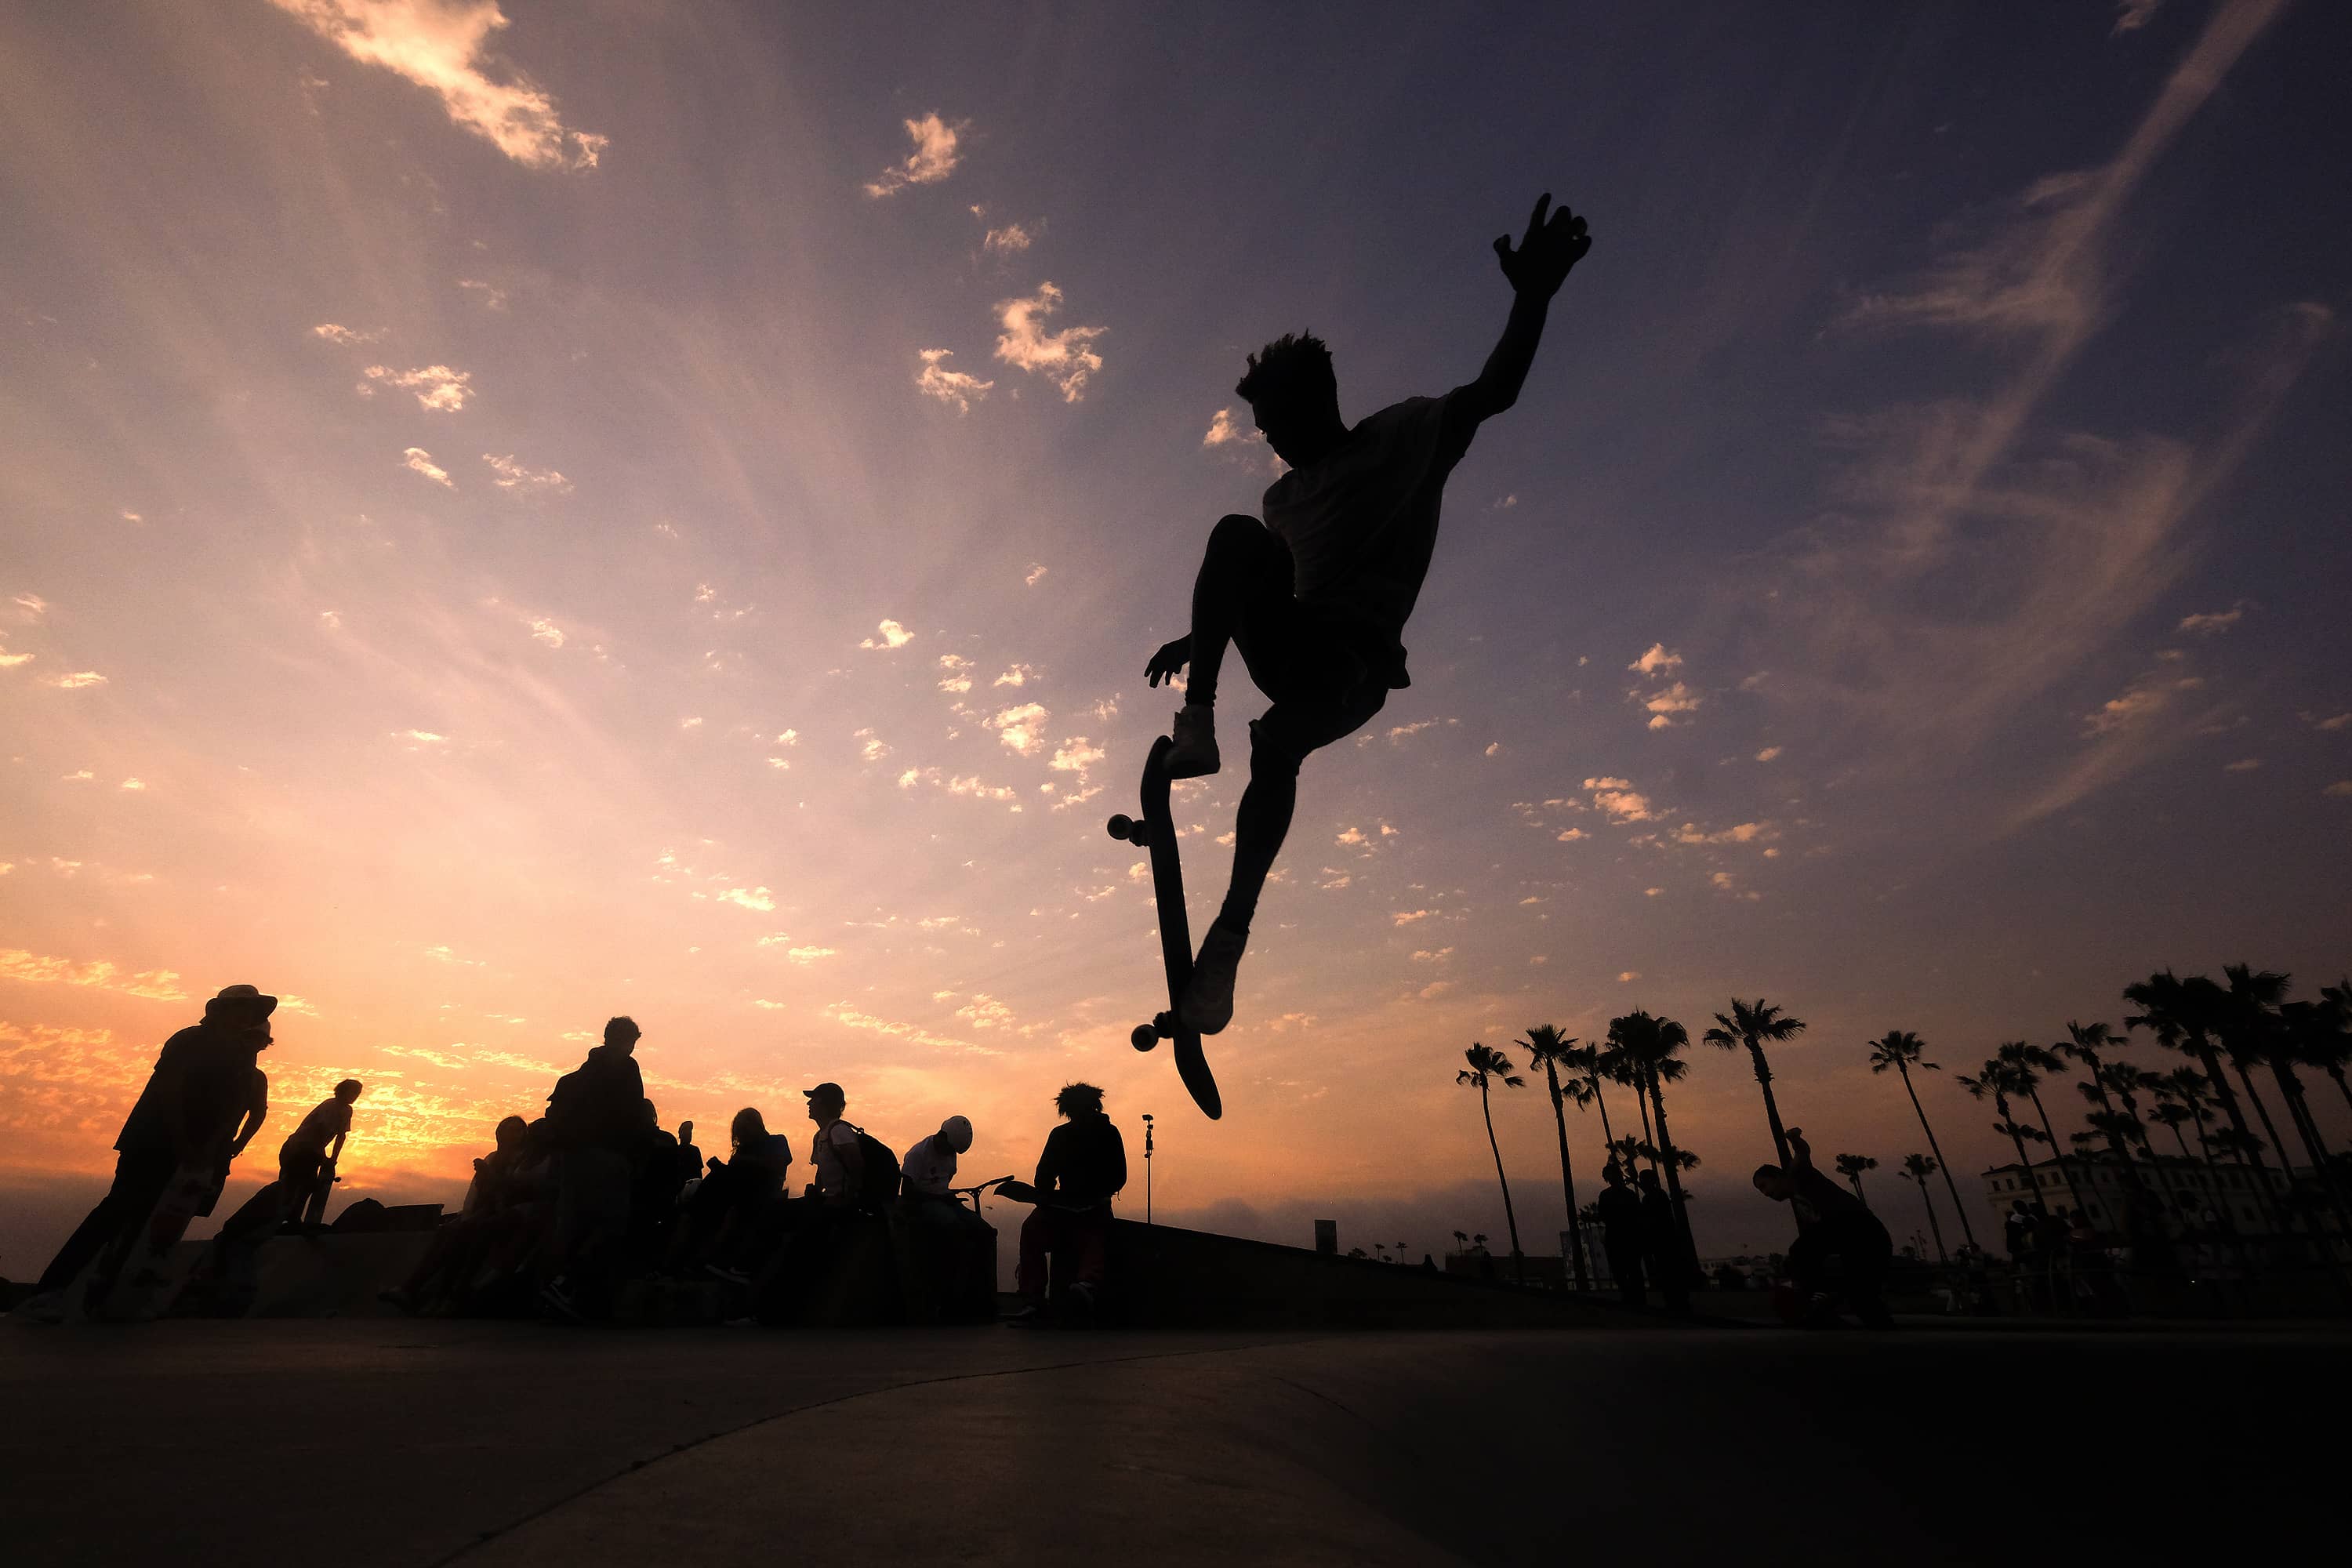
<box><xmin>1146</xmin><ymin>192</ymin><xmax>1592</xmax><ymax>1035</ymax></box>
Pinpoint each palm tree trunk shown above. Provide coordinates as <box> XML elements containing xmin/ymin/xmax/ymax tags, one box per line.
<box><xmin>2271</xmin><ymin>1060</ymin><xmax>2352</xmax><ymax>1249</ymax></box>
<box><xmin>1633</xmin><ymin>1086</ymin><xmax>1661</xmax><ymax>1182</ymax></box>
<box><xmin>2328</xmin><ymin>1065</ymin><xmax>2352</xmax><ymax>1117</ymax></box>
<box><xmin>1588</xmin><ymin>1071</ymin><xmax>1617</xmax><ymax>1152</ymax></box>
<box><xmin>2196</xmin><ymin>1044</ymin><xmax>2286</xmax><ymax>1231</ymax></box>
<box><xmin>1999</xmin><ymin>1095</ymin><xmax>2046</xmax><ymax>1216</ymax></box>
<box><xmin>1479</xmin><ymin>1083</ymin><xmax>1524</xmax><ymax>1283</ymax></box>
<box><xmin>1543</xmin><ymin>1062</ymin><xmax>1588</xmax><ymax>1290</ymax></box>
<box><xmin>2231</xmin><ymin>1061</ymin><xmax>2303</xmax><ymax>1235</ymax></box>
<box><xmin>1746</xmin><ymin>1043</ymin><xmax>1795</xmax><ymax>1171</ymax></box>
<box><xmin>1846</xmin><ymin>1173</ymin><xmax>1864</xmax><ymax>1202</ymax></box>
<box><xmin>1913</xmin><ymin>1174</ymin><xmax>1949</xmax><ymax>1266</ymax></box>
<box><xmin>1646</xmin><ymin>1067</ymin><xmax>1697</xmax><ymax>1283</ymax></box>
<box><xmin>1900</xmin><ymin>1062</ymin><xmax>1979</xmax><ymax>1248</ymax></box>
<box><xmin>2024</xmin><ymin>1086</ymin><xmax>2089</xmax><ymax>1218</ymax></box>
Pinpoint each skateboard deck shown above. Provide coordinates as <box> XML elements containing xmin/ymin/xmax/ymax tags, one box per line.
<box><xmin>89</xmin><ymin>1160</ymin><xmax>216</xmax><ymax>1322</ymax></box>
<box><xmin>991</xmin><ymin>1178</ymin><xmax>1101</xmax><ymax>1214</ymax></box>
<box><xmin>301</xmin><ymin>1155</ymin><xmax>338</xmax><ymax>1225</ymax></box>
<box><xmin>1106</xmin><ymin>735</ymin><xmax>1221</xmax><ymax>1119</ymax></box>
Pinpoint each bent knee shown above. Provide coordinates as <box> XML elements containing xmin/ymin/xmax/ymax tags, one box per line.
<box><xmin>1248</xmin><ymin>720</ymin><xmax>1308</xmax><ymax>777</ymax></box>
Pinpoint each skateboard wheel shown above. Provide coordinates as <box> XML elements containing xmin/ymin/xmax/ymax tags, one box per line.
<box><xmin>1131</xmin><ymin>1023</ymin><xmax>1159</xmax><ymax>1051</ymax></box>
<box><xmin>1106</xmin><ymin>813</ymin><xmax>1135</xmax><ymax>843</ymax></box>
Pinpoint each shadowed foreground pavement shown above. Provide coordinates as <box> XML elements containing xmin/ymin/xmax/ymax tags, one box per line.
<box><xmin>5</xmin><ymin>1322</ymin><xmax>2346</xmax><ymax>1565</ymax></box>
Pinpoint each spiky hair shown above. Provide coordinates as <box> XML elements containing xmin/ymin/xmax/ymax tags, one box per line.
<box><xmin>1055</xmin><ymin>1081</ymin><xmax>1105</xmax><ymax>1117</ymax></box>
<box><xmin>1235</xmin><ymin>331</ymin><xmax>1334</xmax><ymax>406</ymax></box>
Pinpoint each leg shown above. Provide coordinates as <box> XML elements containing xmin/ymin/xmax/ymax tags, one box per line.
<box><xmin>1182</xmin><ymin>514</ymin><xmax>1296</xmax><ymax>714</ymax></box>
<box><xmin>1016</xmin><ymin>1208</ymin><xmax>1051</xmax><ymax>1302</ymax></box>
<box><xmin>35</xmin><ymin>1150</ymin><xmax>177</xmax><ymax>1293</ymax></box>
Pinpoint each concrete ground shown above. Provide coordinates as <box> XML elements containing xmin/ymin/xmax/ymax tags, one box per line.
<box><xmin>5</xmin><ymin>1320</ymin><xmax>2347</xmax><ymax>1566</ymax></box>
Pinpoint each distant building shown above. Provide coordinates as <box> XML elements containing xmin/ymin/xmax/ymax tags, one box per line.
<box><xmin>1982</xmin><ymin>1153</ymin><xmax>2348</xmax><ymax>1248</ymax></box>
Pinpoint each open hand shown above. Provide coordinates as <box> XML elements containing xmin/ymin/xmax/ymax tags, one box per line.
<box><xmin>1494</xmin><ymin>193</ymin><xmax>1591</xmax><ymax>299</ymax></box>
<box><xmin>1145</xmin><ymin>634</ymin><xmax>1191</xmax><ymax>688</ymax></box>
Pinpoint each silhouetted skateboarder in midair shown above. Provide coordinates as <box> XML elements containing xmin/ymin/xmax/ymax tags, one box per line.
<box><xmin>1146</xmin><ymin>193</ymin><xmax>1592</xmax><ymax>1033</ymax></box>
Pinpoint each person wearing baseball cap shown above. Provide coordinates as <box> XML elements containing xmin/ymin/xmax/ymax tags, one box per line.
<box><xmin>19</xmin><ymin>983</ymin><xmax>281</xmax><ymax>1319</ymax></box>
<box><xmin>900</xmin><ymin>1115</ymin><xmax>975</xmax><ymax>1201</ymax></box>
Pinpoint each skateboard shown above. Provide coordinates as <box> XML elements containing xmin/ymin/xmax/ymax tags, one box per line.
<box><xmin>990</xmin><ymin>1178</ymin><xmax>1102</xmax><ymax>1213</ymax></box>
<box><xmin>1105</xmin><ymin>735</ymin><xmax>1222</xmax><ymax>1119</ymax></box>
<box><xmin>87</xmin><ymin>1159</ymin><xmax>217</xmax><ymax>1322</ymax></box>
<box><xmin>301</xmin><ymin>1154</ymin><xmax>339</xmax><ymax>1225</ymax></box>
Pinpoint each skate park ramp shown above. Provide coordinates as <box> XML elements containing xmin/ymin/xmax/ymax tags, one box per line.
<box><xmin>5</xmin><ymin>1319</ymin><xmax>2346</xmax><ymax>1566</ymax></box>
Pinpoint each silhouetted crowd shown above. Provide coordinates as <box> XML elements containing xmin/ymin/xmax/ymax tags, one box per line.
<box><xmin>17</xmin><ymin>989</ymin><xmax>1131</xmax><ymax>1327</ymax></box>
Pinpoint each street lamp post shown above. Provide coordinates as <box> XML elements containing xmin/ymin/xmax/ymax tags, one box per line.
<box><xmin>1142</xmin><ymin>1113</ymin><xmax>1154</xmax><ymax>1224</ymax></box>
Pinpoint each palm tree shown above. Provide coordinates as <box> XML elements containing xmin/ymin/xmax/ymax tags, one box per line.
<box><xmin>1608</xmin><ymin>1011</ymin><xmax>1697</xmax><ymax>1276</ymax></box>
<box><xmin>1703</xmin><ymin>998</ymin><xmax>1807</xmax><ymax>1173</ymax></box>
<box><xmin>1833</xmin><ymin>1153</ymin><xmax>1878</xmax><ymax>1205</ymax></box>
<box><xmin>1900</xmin><ymin>1153</ymin><xmax>1948</xmax><ymax>1265</ymax></box>
<box><xmin>1451</xmin><ymin>1228</ymin><xmax>1469</xmax><ymax>1256</ymax></box>
<box><xmin>2125</xmin><ymin>970</ymin><xmax>2287</xmax><ymax>1231</ymax></box>
<box><xmin>2314</xmin><ymin>979</ymin><xmax>2352</xmax><ymax>1115</ymax></box>
<box><xmin>1458</xmin><ymin>1042</ymin><xmax>1527</xmax><ymax>1280</ymax></box>
<box><xmin>1959</xmin><ymin>1055</ymin><xmax>2051</xmax><ymax>1214</ymax></box>
<box><xmin>1997</xmin><ymin>1041</ymin><xmax>2089</xmax><ymax>1218</ymax></box>
<box><xmin>1517</xmin><ymin>1024</ymin><xmax>1592</xmax><ymax>1290</ymax></box>
<box><xmin>2100</xmin><ymin>1061</ymin><xmax>2160</xmax><ymax>1151</ymax></box>
<box><xmin>1867</xmin><ymin>1029</ymin><xmax>1979</xmax><ymax>1250</ymax></box>
<box><xmin>2146</xmin><ymin>1096</ymin><xmax>2202</xmax><ymax>1163</ymax></box>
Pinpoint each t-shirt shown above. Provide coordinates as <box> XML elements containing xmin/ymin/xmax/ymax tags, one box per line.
<box><xmin>900</xmin><ymin>1133</ymin><xmax>959</xmax><ymax>1198</ymax></box>
<box><xmin>1594</xmin><ymin>1184</ymin><xmax>1642</xmax><ymax>1243</ymax></box>
<box><xmin>1036</xmin><ymin>1113</ymin><xmax>1127</xmax><ymax>1210</ymax></box>
<box><xmin>1261</xmin><ymin>393</ymin><xmax>1464</xmax><ymax>641</ymax></box>
<box><xmin>115</xmin><ymin>1023</ymin><xmax>263</xmax><ymax>1155</ymax></box>
<box><xmin>282</xmin><ymin>1095</ymin><xmax>352</xmax><ymax>1158</ymax></box>
<box><xmin>810</xmin><ymin>1120</ymin><xmax>860</xmax><ymax>1197</ymax></box>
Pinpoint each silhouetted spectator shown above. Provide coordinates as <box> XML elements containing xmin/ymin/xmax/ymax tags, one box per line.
<box><xmin>279</xmin><ymin>1079</ymin><xmax>361</xmax><ymax>1224</ymax></box>
<box><xmin>1754</xmin><ymin>1127</ymin><xmax>1893</xmax><ymax>1328</ymax></box>
<box><xmin>383</xmin><ymin>1115</ymin><xmax>534</xmax><ymax>1316</ymax></box>
<box><xmin>901</xmin><ymin>1115</ymin><xmax>974</xmax><ymax>1202</ymax></box>
<box><xmin>680</xmin><ymin>1106</ymin><xmax>791</xmax><ymax>1274</ymax></box>
<box><xmin>19</xmin><ymin>984</ymin><xmax>278</xmax><ymax>1319</ymax></box>
<box><xmin>628</xmin><ymin>1099</ymin><xmax>682</xmax><ymax>1263</ymax></box>
<box><xmin>1010</xmin><ymin>1083</ymin><xmax>1127</xmax><ymax>1325</ymax></box>
<box><xmin>1594</xmin><ymin>1163</ymin><xmax>1645</xmax><ymax>1308</ymax></box>
<box><xmin>1635</xmin><ymin>1168</ymin><xmax>1689</xmax><ymax>1314</ymax></box>
<box><xmin>736</xmin><ymin>1083</ymin><xmax>873</xmax><ymax>1317</ymax></box>
<box><xmin>2004</xmin><ymin>1199</ymin><xmax>2035</xmax><ymax>1261</ymax></box>
<box><xmin>540</xmin><ymin>1017</ymin><xmax>647</xmax><ymax>1320</ymax></box>
<box><xmin>674</xmin><ymin>1120</ymin><xmax>704</xmax><ymax>1194</ymax></box>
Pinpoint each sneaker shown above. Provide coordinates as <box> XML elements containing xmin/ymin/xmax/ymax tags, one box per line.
<box><xmin>1178</xmin><ymin>918</ymin><xmax>1247</xmax><ymax>1034</ymax></box>
<box><xmin>1004</xmin><ymin>1302</ymin><xmax>1047</xmax><ymax>1328</ymax></box>
<box><xmin>1165</xmin><ymin>705</ymin><xmax>1219</xmax><ymax>779</ymax></box>
<box><xmin>9</xmin><ymin>1290</ymin><xmax>67</xmax><ymax>1324</ymax></box>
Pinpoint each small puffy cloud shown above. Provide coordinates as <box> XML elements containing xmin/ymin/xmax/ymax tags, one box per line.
<box><xmin>1392</xmin><ymin>909</ymin><xmax>1431</xmax><ymax>925</ymax></box>
<box><xmin>986</xmin><ymin>701</ymin><xmax>1050</xmax><ymax>756</ymax></box>
<box><xmin>0</xmin><ymin>648</ymin><xmax>33</xmax><ymax>670</ymax></box>
<box><xmin>1583</xmin><ymin>776</ymin><xmax>1656</xmax><ymax>822</ymax></box>
<box><xmin>1410</xmin><ymin>947</ymin><xmax>1454</xmax><ymax>964</ymax></box>
<box><xmin>1755</xmin><ymin>746</ymin><xmax>1783</xmax><ymax>762</ymax></box>
<box><xmin>2176</xmin><ymin>604</ymin><xmax>2247</xmax><ymax>635</ymax></box>
<box><xmin>318</xmin><ymin>610</ymin><xmax>342</xmax><ymax>630</ymax></box>
<box><xmin>2113</xmin><ymin>0</ymin><xmax>2163</xmax><ymax>35</ymax></box>
<box><xmin>395</xmin><ymin>728</ymin><xmax>446</xmax><ymax>746</ymax></box>
<box><xmin>527</xmin><ymin>617</ymin><xmax>564</xmax><ymax>648</ymax></box>
<box><xmin>2223</xmin><ymin>757</ymin><xmax>2261</xmax><ymax>772</ymax></box>
<box><xmin>855</xmin><ymin>728</ymin><xmax>889</xmax><ymax>762</ymax></box>
<box><xmin>1628</xmin><ymin>644</ymin><xmax>1683</xmax><ymax>676</ymax></box>
<box><xmin>266</xmin><ymin>0</ymin><xmax>608</xmax><ymax>170</ymax></box>
<box><xmin>12</xmin><ymin>593</ymin><xmax>48</xmax><ymax>619</ymax></box>
<box><xmin>1617</xmin><ymin>971</ymin><xmax>1640</xmax><ymax>983</ymax></box>
<box><xmin>1417</xmin><ymin>981</ymin><xmax>1454</xmax><ymax>1001</ymax></box>
<box><xmin>862</xmin><ymin>619</ymin><xmax>913</xmax><ymax>651</ymax></box>
<box><xmin>1025</xmin><ymin>564</ymin><xmax>1048</xmax><ymax>586</ymax></box>
<box><xmin>2326</xmin><ymin>781</ymin><xmax>2352</xmax><ymax>798</ymax></box>
<box><xmin>483</xmin><ymin>452</ymin><xmax>570</xmax><ymax>492</ymax></box>
<box><xmin>119</xmin><ymin>777</ymin><xmax>146</xmax><ymax>791</ymax></box>
<box><xmin>937</xmin><ymin>653</ymin><xmax>972</xmax><ymax>693</ymax></box>
<box><xmin>1386</xmin><ymin>720</ymin><xmax>1439</xmax><ymax>743</ymax></box>
<box><xmin>774</xmin><ymin>729</ymin><xmax>800</xmax><ymax>746</ymax></box>
<box><xmin>1049</xmin><ymin>738</ymin><xmax>1105</xmax><ymax>776</ymax></box>
<box><xmin>310</xmin><ymin>322</ymin><xmax>383</xmax><ymax>345</ymax></box>
<box><xmin>717</xmin><ymin>886</ymin><xmax>775</xmax><ymax>913</ymax></box>
<box><xmin>2310</xmin><ymin>713</ymin><xmax>2350</xmax><ymax>731</ymax></box>
<box><xmin>402</xmin><ymin>447</ymin><xmax>454</xmax><ymax>487</ymax></box>
<box><xmin>1672</xmin><ymin>820</ymin><xmax>1773</xmax><ymax>846</ymax></box>
<box><xmin>457</xmin><ymin>278</ymin><xmax>508</xmax><ymax>310</ymax></box>
<box><xmin>1203</xmin><ymin>407</ymin><xmax>1264</xmax><ymax>448</ymax></box>
<box><xmin>1643</xmin><ymin>887</ymin><xmax>1663</xmax><ymax>897</ymax></box>
<box><xmin>366</xmin><ymin>364</ymin><xmax>473</xmax><ymax>411</ymax></box>
<box><xmin>914</xmin><ymin>348</ymin><xmax>993</xmax><ymax>413</ymax></box>
<box><xmin>785</xmin><ymin>946</ymin><xmax>837</xmax><ymax>964</ymax></box>
<box><xmin>47</xmin><ymin>671</ymin><xmax>108</xmax><ymax>689</ymax></box>
<box><xmin>62</xmin><ymin>769</ymin><xmax>94</xmax><ymax>781</ymax></box>
<box><xmin>993</xmin><ymin>664</ymin><xmax>1033</xmax><ymax>688</ymax></box>
<box><xmin>2084</xmin><ymin>672</ymin><xmax>2202</xmax><ymax>736</ymax></box>
<box><xmin>1639</xmin><ymin>681</ymin><xmax>1702</xmax><ymax>729</ymax></box>
<box><xmin>993</xmin><ymin>283</ymin><xmax>1105</xmax><ymax>402</ymax></box>
<box><xmin>1484</xmin><ymin>742</ymin><xmax>1501</xmax><ymax>757</ymax></box>
<box><xmin>1556</xmin><ymin>827</ymin><xmax>1587</xmax><ymax>841</ymax></box>
<box><xmin>863</xmin><ymin>111</ymin><xmax>964</xmax><ymax>197</ymax></box>
<box><xmin>982</xmin><ymin>222</ymin><xmax>1032</xmax><ymax>256</ymax></box>
<box><xmin>1336</xmin><ymin>826</ymin><xmax>1369</xmax><ymax>848</ymax></box>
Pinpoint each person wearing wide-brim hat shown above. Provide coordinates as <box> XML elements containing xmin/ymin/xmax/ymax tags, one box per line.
<box><xmin>16</xmin><ymin>984</ymin><xmax>282</xmax><ymax>1319</ymax></box>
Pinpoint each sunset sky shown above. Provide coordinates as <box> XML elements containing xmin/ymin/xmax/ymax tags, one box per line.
<box><xmin>4</xmin><ymin>0</ymin><xmax>2349</xmax><ymax>1276</ymax></box>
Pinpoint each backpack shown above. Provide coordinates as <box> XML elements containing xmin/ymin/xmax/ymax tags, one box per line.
<box><xmin>844</xmin><ymin>1123</ymin><xmax>900</xmax><ymax>1210</ymax></box>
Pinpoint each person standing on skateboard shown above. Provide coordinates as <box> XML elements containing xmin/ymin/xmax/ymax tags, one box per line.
<box><xmin>1146</xmin><ymin>192</ymin><xmax>1593</xmax><ymax>1033</ymax></box>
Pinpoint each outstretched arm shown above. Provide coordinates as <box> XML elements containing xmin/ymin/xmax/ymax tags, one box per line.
<box><xmin>1447</xmin><ymin>193</ymin><xmax>1592</xmax><ymax>439</ymax></box>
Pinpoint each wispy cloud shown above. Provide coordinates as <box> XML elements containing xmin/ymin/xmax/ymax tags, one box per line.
<box><xmin>267</xmin><ymin>0</ymin><xmax>608</xmax><ymax>170</ymax></box>
<box><xmin>913</xmin><ymin>348</ymin><xmax>993</xmax><ymax>413</ymax></box>
<box><xmin>365</xmin><ymin>364</ymin><xmax>472</xmax><ymax>411</ymax></box>
<box><xmin>402</xmin><ymin>447</ymin><xmax>454</xmax><ymax>487</ymax></box>
<box><xmin>993</xmin><ymin>283</ymin><xmax>1105</xmax><ymax>402</ymax></box>
<box><xmin>483</xmin><ymin>452</ymin><xmax>569</xmax><ymax>492</ymax></box>
<box><xmin>0</xmin><ymin>948</ymin><xmax>187</xmax><ymax>1001</ymax></box>
<box><xmin>863</xmin><ymin>111</ymin><xmax>964</xmax><ymax>197</ymax></box>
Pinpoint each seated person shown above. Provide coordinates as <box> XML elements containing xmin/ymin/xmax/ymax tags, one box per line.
<box><xmin>1752</xmin><ymin>1126</ymin><xmax>1896</xmax><ymax>1329</ymax></box>
<box><xmin>900</xmin><ymin>1114</ymin><xmax>975</xmax><ymax>1213</ymax></box>
<box><xmin>383</xmin><ymin>1115</ymin><xmax>534</xmax><ymax>1315</ymax></box>
<box><xmin>628</xmin><ymin>1099</ymin><xmax>684</xmax><ymax>1265</ymax></box>
<box><xmin>675</xmin><ymin>1107</ymin><xmax>791</xmax><ymax>1273</ymax></box>
<box><xmin>278</xmin><ymin>1078</ymin><xmax>361</xmax><ymax>1224</ymax></box>
<box><xmin>738</xmin><ymin>1082</ymin><xmax>875</xmax><ymax>1315</ymax></box>
<box><xmin>1011</xmin><ymin>1083</ymin><xmax>1127</xmax><ymax>1325</ymax></box>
